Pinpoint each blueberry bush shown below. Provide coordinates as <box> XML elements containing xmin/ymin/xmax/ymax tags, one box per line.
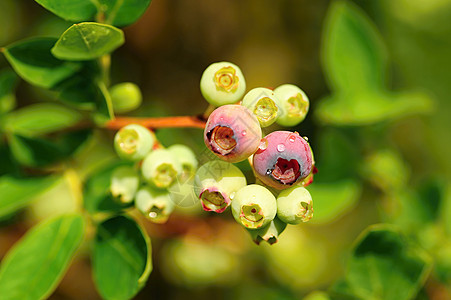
<box><xmin>0</xmin><ymin>0</ymin><xmax>450</xmax><ymax>299</ymax></box>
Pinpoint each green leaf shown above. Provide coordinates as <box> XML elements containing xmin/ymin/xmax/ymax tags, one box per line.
<box><xmin>34</xmin><ymin>0</ymin><xmax>97</xmax><ymax>22</ymax></box>
<box><xmin>321</xmin><ymin>0</ymin><xmax>387</xmax><ymax>94</ymax></box>
<box><xmin>83</xmin><ymin>161</ymin><xmax>133</xmax><ymax>214</ymax></box>
<box><xmin>307</xmin><ymin>179</ymin><xmax>361</xmax><ymax>224</ymax></box>
<box><xmin>4</xmin><ymin>103</ymin><xmax>83</xmax><ymax>136</ymax></box>
<box><xmin>99</xmin><ymin>0</ymin><xmax>152</xmax><ymax>27</ymax></box>
<box><xmin>52</xmin><ymin>22</ymin><xmax>124</xmax><ymax>61</ymax></box>
<box><xmin>0</xmin><ymin>175</ymin><xmax>57</xmax><ymax>217</ymax></box>
<box><xmin>315</xmin><ymin>91</ymin><xmax>434</xmax><ymax>126</ymax></box>
<box><xmin>93</xmin><ymin>215</ymin><xmax>152</xmax><ymax>300</ymax></box>
<box><xmin>3</xmin><ymin>37</ymin><xmax>82</xmax><ymax>89</ymax></box>
<box><xmin>9</xmin><ymin>130</ymin><xmax>91</xmax><ymax>167</ymax></box>
<box><xmin>0</xmin><ymin>143</ymin><xmax>19</xmax><ymax>176</ymax></box>
<box><xmin>0</xmin><ymin>214</ymin><xmax>85</xmax><ymax>299</ymax></box>
<box><xmin>332</xmin><ymin>224</ymin><xmax>432</xmax><ymax>300</ymax></box>
<box><xmin>0</xmin><ymin>69</ymin><xmax>18</xmax><ymax>114</ymax></box>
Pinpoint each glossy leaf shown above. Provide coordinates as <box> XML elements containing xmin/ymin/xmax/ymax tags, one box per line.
<box><xmin>0</xmin><ymin>175</ymin><xmax>57</xmax><ymax>217</ymax></box>
<box><xmin>4</xmin><ymin>103</ymin><xmax>82</xmax><ymax>136</ymax></box>
<box><xmin>322</xmin><ymin>0</ymin><xmax>387</xmax><ymax>94</ymax></box>
<box><xmin>307</xmin><ymin>180</ymin><xmax>361</xmax><ymax>225</ymax></box>
<box><xmin>52</xmin><ymin>23</ymin><xmax>124</xmax><ymax>61</ymax></box>
<box><xmin>34</xmin><ymin>0</ymin><xmax>97</xmax><ymax>22</ymax></box>
<box><xmin>83</xmin><ymin>161</ymin><xmax>133</xmax><ymax>214</ymax></box>
<box><xmin>332</xmin><ymin>225</ymin><xmax>432</xmax><ymax>300</ymax></box>
<box><xmin>9</xmin><ymin>130</ymin><xmax>91</xmax><ymax>167</ymax></box>
<box><xmin>0</xmin><ymin>69</ymin><xmax>18</xmax><ymax>114</ymax></box>
<box><xmin>3</xmin><ymin>37</ymin><xmax>82</xmax><ymax>89</ymax></box>
<box><xmin>99</xmin><ymin>0</ymin><xmax>152</xmax><ymax>27</ymax></box>
<box><xmin>0</xmin><ymin>214</ymin><xmax>85</xmax><ymax>299</ymax></box>
<box><xmin>316</xmin><ymin>91</ymin><xmax>433</xmax><ymax>126</ymax></box>
<box><xmin>93</xmin><ymin>215</ymin><xmax>152</xmax><ymax>300</ymax></box>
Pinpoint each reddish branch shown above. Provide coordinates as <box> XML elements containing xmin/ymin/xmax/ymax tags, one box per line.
<box><xmin>104</xmin><ymin>115</ymin><xmax>207</xmax><ymax>130</ymax></box>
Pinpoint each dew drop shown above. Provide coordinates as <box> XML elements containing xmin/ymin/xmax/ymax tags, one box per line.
<box><xmin>277</xmin><ymin>144</ymin><xmax>286</xmax><ymax>152</ymax></box>
<box><xmin>259</xmin><ymin>138</ymin><xmax>268</xmax><ymax>150</ymax></box>
<box><xmin>289</xmin><ymin>135</ymin><xmax>296</xmax><ymax>143</ymax></box>
<box><xmin>230</xmin><ymin>192</ymin><xmax>236</xmax><ymax>200</ymax></box>
<box><xmin>303</xmin><ymin>136</ymin><xmax>309</xmax><ymax>142</ymax></box>
<box><xmin>149</xmin><ymin>212</ymin><xmax>157</xmax><ymax>218</ymax></box>
<box><xmin>241</xmin><ymin>130</ymin><xmax>247</xmax><ymax>136</ymax></box>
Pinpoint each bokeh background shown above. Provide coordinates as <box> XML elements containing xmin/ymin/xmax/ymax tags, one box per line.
<box><xmin>0</xmin><ymin>0</ymin><xmax>450</xmax><ymax>299</ymax></box>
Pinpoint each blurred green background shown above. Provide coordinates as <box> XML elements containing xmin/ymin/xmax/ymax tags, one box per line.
<box><xmin>0</xmin><ymin>0</ymin><xmax>450</xmax><ymax>299</ymax></box>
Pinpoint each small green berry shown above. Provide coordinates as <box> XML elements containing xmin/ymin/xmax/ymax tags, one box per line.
<box><xmin>247</xmin><ymin>217</ymin><xmax>287</xmax><ymax>245</ymax></box>
<box><xmin>241</xmin><ymin>87</ymin><xmax>281</xmax><ymax>127</ymax></box>
<box><xmin>142</xmin><ymin>148</ymin><xmax>182</xmax><ymax>189</ymax></box>
<box><xmin>200</xmin><ymin>62</ymin><xmax>246</xmax><ymax>106</ymax></box>
<box><xmin>114</xmin><ymin>124</ymin><xmax>156</xmax><ymax>161</ymax></box>
<box><xmin>231</xmin><ymin>184</ymin><xmax>277</xmax><ymax>229</ymax></box>
<box><xmin>277</xmin><ymin>186</ymin><xmax>313</xmax><ymax>224</ymax></box>
<box><xmin>110</xmin><ymin>82</ymin><xmax>142</xmax><ymax>114</ymax></box>
<box><xmin>168</xmin><ymin>144</ymin><xmax>198</xmax><ymax>181</ymax></box>
<box><xmin>194</xmin><ymin>160</ymin><xmax>246</xmax><ymax>213</ymax></box>
<box><xmin>135</xmin><ymin>186</ymin><xmax>175</xmax><ymax>224</ymax></box>
<box><xmin>110</xmin><ymin>165</ymin><xmax>140</xmax><ymax>203</ymax></box>
<box><xmin>168</xmin><ymin>177</ymin><xmax>201</xmax><ymax>208</ymax></box>
<box><xmin>274</xmin><ymin>84</ymin><xmax>309</xmax><ymax>127</ymax></box>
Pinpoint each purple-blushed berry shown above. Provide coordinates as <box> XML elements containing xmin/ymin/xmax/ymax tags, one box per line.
<box><xmin>247</xmin><ymin>217</ymin><xmax>287</xmax><ymax>245</ymax></box>
<box><xmin>277</xmin><ymin>185</ymin><xmax>313</xmax><ymax>224</ymax></box>
<box><xmin>168</xmin><ymin>144</ymin><xmax>198</xmax><ymax>182</ymax></box>
<box><xmin>110</xmin><ymin>165</ymin><xmax>140</xmax><ymax>203</ymax></box>
<box><xmin>110</xmin><ymin>82</ymin><xmax>142</xmax><ymax>114</ymax></box>
<box><xmin>241</xmin><ymin>87</ymin><xmax>281</xmax><ymax>127</ymax></box>
<box><xmin>114</xmin><ymin>124</ymin><xmax>155</xmax><ymax>161</ymax></box>
<box><xmin>253</xmin><ymin>131</ymin><xmax>313</xmax><ymax>190</ymax></box>
<box><xmin>141</xmin><ymin>148</ymin><xmax>182</xmax><ymax>189</ymax></box>
<box><xmin>204</xmin><ymin>105</ymin><xmax>262</xmax><ymax>163</ymax></box>
<box><xmin>274</xmin><ymin>84</ymin><xmax>309</xmax><ymax>127</ymax></box>
<box><xmin>194</xmin><ymin>160</ymin><xmax>246</xmax><ymax>213</ymax></box>
<box><xmin>135</xmin><ymin>186</ymin><xmax>175</xmax><ymax>224</ymax></box>
<box><xmin>200</xmin><ymin>62</ymin><xmax>246</xmax><ymax>106</ymax></box>
<box><xmin>231</xmin><ymin>184</ymin><xmax>277</xmax><ymax>229</ymax></box>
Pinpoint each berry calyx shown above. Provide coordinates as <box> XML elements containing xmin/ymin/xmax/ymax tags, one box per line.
<box><xmin>114</xmin><ymin>124</ymin><xmax>155</xmax><ymax>161</ymax></box>
<box><xmin>241</xmin><ymin>88</ymin><xmax>281</xmax><ymax>127</ymax></box>
<box><xmin>253</xmin><ymin>131</ymin><xmax>313</xmax><ymax>190</ymax></box>
<box><xmin>141</xmin><ymin>149</ymin><xmax>182</xmax><ymax>188</ymax></box>
<box><xmin>135</xmin><ymin>186</ymin><xmax>175</xmax><ymax>224</ymax></box>
<box><xmin>204</xmin><ymin>105</ymin><xmax>262</xmax><ymax>163</ymax></box>
<box><xmin>200</xmin><ymin>62</ymin><xmax>246</xmax><ymax>106</ymax></box>
<box><xmin>277</xmin><ymin>186</ymin><xmax>313</xmax><ymax>224</ymax></box>
<box><xmin>274</xmin><ymin>84</ymin><xmax>309</xmax><ymax>127</ymax></box>
<box><xmin>194</xmin><ymin>160</ymin><xmax>246</xmax><ymax>213</ymax></box>
<box><xmin>231</xmin><ymin>184</ymin><xmax>277</xmax><ymax>229</ymax></box>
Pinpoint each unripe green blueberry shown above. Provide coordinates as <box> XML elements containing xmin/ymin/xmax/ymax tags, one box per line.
<box><xmin>135</xmin><ymin>186</ymin><xmax>175</xmax><ymax>224</ymax></box>
<box><xmin>241</xmin><ymin>88</ymin><xmax>281</xmax><ymax>127</ymax></box>
<box><xmin>277</xmin><ymin>186</ymin><xmax>313</xmax><ymax>224</ymax></box>
<box><xmin>142</xmin><ymin>149</ymin><xmax>182</xmax><ymax>189</ymax></box>
<box><xmin>231</xmin><ymin>184</ymin><xmax>277</xmax><ymax>229</ymax></box>
<box><xmin>247</xmin><ymin>217</ymin><xmax>287</xmax><ymax>245</ymax></box>
<box><xmin>168</xmin><ymin>144</ymin><xmax>198</xmax><ymax>181</ymax></box>
<box><xmin>114</xmin><ymin>124</ymin><xmax>156</xmax><ymax>161</ymax></box>
<box><xmin>110</xmin><ymin>165</ymin><xmax>140</xmax><ymax>203</ymax></box>
<box><xmin>204</xmin><ymin>105</ymin><xmax>262</xmax><ymax>163</ymax></box>
<box><xmin>110</xmin><ymin>82</ymin><xmax>142</xmax><ymax>114</ymax></box>
<box><xmin>274</xmin><ymin>84</ymin><xmax>309</xmax><ymax>127</ymax></box>
<box><xmin>200</xmin><ymin>62</ymin><xmax>246</xmax><ymax>106</ymax></box>
<box><xmin>194</xmin><ymin>160</ymin><xmax>246</xmax><ymax>213</ymax></box>
<box><xmin>168</xmin><ymin>177</ymin><xmax>201</xmax><ymax>208</ymax></box>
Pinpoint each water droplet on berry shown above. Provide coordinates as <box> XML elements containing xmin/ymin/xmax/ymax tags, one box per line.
<box><xmin>303</xmin><ymin>136</ymin><xmax>309</xmax><ymax>142</ymax></box>
<box><xmin>230</xmin><ymin>192</ymin><xmax>236</xmax><ymax>200</ymax></box>
<box><xmin>149</xmin><ymin>212</ymin><xmax>157</xmax><ymax>218</ymax></box>
<box><xmin>277</xmin><ymin>144</ymin><xmax>285</xmax><ymax>152</ymax></box>
<box><xmin>241</xmin><ymin>130</ymin><xmax>247</xmax><ymax>136</ymax></box>
<box><xmin>289</xmin><ymin>135</ymin><xmax>296</xmax><ymax>143</ymax></box>
<box><xmin>259</xmin><ymin>138</ymin><xmax>268</xmax><ymax>150</ymax></box>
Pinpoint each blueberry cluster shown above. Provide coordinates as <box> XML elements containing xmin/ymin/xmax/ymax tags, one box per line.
<box><xmin>112</xmin><ymin>124</ymin><xmax>198</xmax><ymax>223</ymax></box>
<box><xmin>199</xmin><ymin>62</ymin><xmax>316</xmax><ymax>245</ymax></box>
<box><xmin>110</xmin><ymin>61</ymin><xmax>316</xmax><ymax>245</ymax></box>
